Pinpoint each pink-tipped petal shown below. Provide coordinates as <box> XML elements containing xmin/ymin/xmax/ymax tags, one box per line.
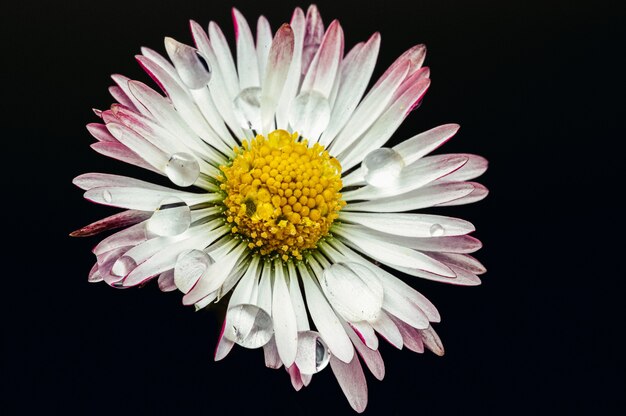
<box><xmin>157</xmin><ymin>269</ymin><xmax>177</xmax><ymax>292</ymax></box>
<box><xmin>70</xmin><ymin>210</ymin><xmax>150</xmax><ymax>237</ymax></box>
<box><xmin>302</xmin><ymin>4</ymin><xmax>324</xmax><ymax>75</ymax></box>
<box><xmin>301</xmin><ymin>20</ymin><xmax>344</xmax><ymax>98</ymax></box>
<box><xmin>330</xmin><ymin>354</ymin><xmax>368</xmax><ymax>413</ymax></box>
<box><xmin>260</xmin><ymin>24</ymin><xmax>294</xmax><ymax>134</ymax></box>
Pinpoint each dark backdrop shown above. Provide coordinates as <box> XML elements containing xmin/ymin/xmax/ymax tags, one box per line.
<box><xmin>3</xmin><ymin>0</ymin><xmax>624</xmax><ymax>414</ymax></box>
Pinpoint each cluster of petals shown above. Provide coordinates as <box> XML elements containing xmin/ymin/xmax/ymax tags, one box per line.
<box><xmin>73</xmin><ymin>5</ymin><xmax>488</xmax><ymax>412</ymax></box>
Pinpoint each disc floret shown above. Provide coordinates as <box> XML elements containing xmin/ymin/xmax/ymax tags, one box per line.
<box><xmin>219</xmin><ymin>130</ymin><xmax>345</xmax><ymax>260</ymax></box>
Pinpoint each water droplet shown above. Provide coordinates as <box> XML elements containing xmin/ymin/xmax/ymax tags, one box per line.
<box><xmin>233</xmin><ymin>87</ymin><xmax>262</xmax><ymax>130</ymax></box>
<box><xmin>362</xmin><ymin>148</ymin><xmax>405</xmax><ymax>188</ymax></box>
<box><xmin>147</xmin><ymin>197</ymin><xmax>191</xmax><ymax>237</ymax></box>
<box><xmin>429</xmin><ymin>223</ymin><xmax>445</xmax><ymax>237</ymax></box>
<box><xmin>174</xmin><ymin>249</ymin><xmax>214</xmax><ymax>293</ymax></box>
<box><xmin>165</xmin><ymin>152</ymin><xmax>200</xmax><ymax>187</ymax></box>
<box><xmin>288</xmin><ymin>91</ymin><xmax>330</xmax><ymax>139</ymax></box>
<box><xmin>111</xmin><ymin>255</ymin><xmax>137</xmax><ymax>277</ymax></box>
<box><xmin>295</xmin><ymin>331</ymin><xmax>330</xmax><ymax>374</ymax></box>
<box><xmin>103</xmin><ymin>190</ymin><xmax>112</xmax><ymax>203</ymax></box>
<box><xmin>224</xmin><ymin>304</ymin><xmax>273</xmax><ymax>349</ymax></box>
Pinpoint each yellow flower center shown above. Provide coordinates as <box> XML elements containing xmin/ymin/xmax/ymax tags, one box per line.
<box><xmin>219</xmin><ymin>129</ymin><xmax>345</xmax><ymax>261</ymax></box>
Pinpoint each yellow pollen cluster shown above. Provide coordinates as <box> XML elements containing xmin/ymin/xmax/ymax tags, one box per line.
<box><xmin>218</xmin><ymin>129</ymin><xmax>345</xmax><ymax>260</ymax></box>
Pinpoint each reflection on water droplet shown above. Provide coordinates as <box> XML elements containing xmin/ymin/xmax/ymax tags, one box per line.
<box><xmin>103</xmin><ymin>190</ymin><xmax>112</xmax><ymax>203</ymax></box>
<box><xmin>165</xmin><ymin>152</ymin><xmax>200</xmax><ymax>187</ymax></box>
<box><xmin>233</xmin><ymin>87</ymin><xmax>262</xmax><ymax>130</ymax></box>
<box><xmin>224</xmin><ymin>304</ymin><xmax>273</xmax><ymax>349</ymax></box>
<box><xmin>362</xmin><ymin>148</ymin><xmax>405</xmax><ymax>187</ymax></box>
<box><xmin>147</xmin><ymin>197</ymin><xmax>191</xmax><ymax>237</ymax></box>
<box><xmin>174</xmin><ymin>249</ymin><xmax>214</xmax><ymax>293</ymax></box>
<box><xmin>111</xmin><ymin>255</ymin><xmax>137</xmax><ymax>277</ymax></box>
<box><xmin>295</xmin><ymin>330</ymin><xmax>330</xmax><ymax>374</ymax></box>
<box><xmin>288</xmin><ymin>91</ymin><xmax>330</xmax><ymax>139</ymax></box>
<box><xmin>429</xmin><ymin>223</ymin><xmax>445</xmax><ymax>237</ymax></box>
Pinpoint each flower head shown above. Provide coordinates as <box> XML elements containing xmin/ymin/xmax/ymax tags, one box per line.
<box><xmin>73</xmin><ymin>5</ymin><xmax>488</xmax><ymax>412</ymax></box>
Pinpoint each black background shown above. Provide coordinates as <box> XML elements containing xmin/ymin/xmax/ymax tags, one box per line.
<box><xmin>3</xmin><ymin>0</ymin><xmax>624</xmax><ymax>414</ymax></box>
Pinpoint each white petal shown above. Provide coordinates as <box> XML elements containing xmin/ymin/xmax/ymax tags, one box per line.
<box><xmin>301</xmin><ymin>20</ymin><xmax>343</xmax><ymax>98</ymax></box>
<box><xmin>106</xmin><ymin>122</ymin><xmax>169</xmax><ymax>170</ymax></box>
<box><xmin>157</xmin><ymin>270</ymin><xmax>177</xmax><ymax>292</ymax></box>
<box><xmin>320</xmin><ymin>240</ymin><xmax>433</xmax><ymax>327</ymax></box>
<box><xmin>370</xmin><ymin>310</ymin><xmax>403</xmax><ymax>349</ymax></box>
<box><xmin>349</xmin><ymin>321</ymin><xmax>378</xmax><ymax>350</ymax></box>
<box><xmin>136</xmin><ymin>55</ymin><xmax>232</xmax><ymax>158</ymax></box>
<box><xmin>333</xmin><ymin>225</ymin><xmax>455</xmax><ymax>277</ymax></box>
<box><xmin>344</xmin><ymin>323</ymin><xmax>385</xmax><ymax>381</ymax></box>
<box><xmin>329</xmin><ymin>60</ymin><xmax>409</xmax><ymax>157</ymax></box>
<box><xmin>343</xmin><ymin>154</ymin><xmax>468</xmax><ymax>201</ymax></box>
<box><xmin>74</xmin><ymin>173</ymin><xmax>174</xmax><ymax>192</ymax></box>
<box><xmin>127</xmin><ymin>80</ymin><xmax>226</xmax><ymax>167</ymax></box>
<box><xmin>436</xmin><ymin>182</ymin><xmax>489</xmax><ymax>206</ymax></box>
<box><xmin>214</xmin><ymin>319</ymin><xmax>235</xmax><ymax>361</ymax></box>
<box><xmin>255</xmin><ymin>16</ymin><xmax>272</xmax><ymax>82</ymax></box>
<box><xmin>435</xmin><ymin>154</ymin><xmax>488</xmax><ymax>182</ymax></box>
<box><xmin>272</xmin><ymin>261</ymin><xmax>298</xmax><ymax>367</ymax></box>
<box><xmin>87</xmin><ymin>123</ymin><xmax>116</xmax><ymax>142</ymax></box>
<box><xmin>111</xmin><ymin>74</ymin><xmax>150</xmax><ymax>116</ymax></box>
<box><xmin>318</xmin><ymin>262</ymin><xmax>383</xmax><ymax>322</ymax></box>
<box><xmin>84</xmin><ymin>185</ymin><xmax>216</xmax><ymax>211</ymax></box>
<box><xmin>263</xmin><ymin>336</ymin><xmax>282</xmax><ymax>369</ymax></box>
<box><xmin>429</xmin><ymin>252</ymin><xmax>487</xmax><ymax>275</ymax></box>
<box><xmin>275</xmin><ymin>8</ymin><xmax>305</xmax><ymax>128</ymax></box>
<box><xmin>93</xmin><ymin>222</ymin><xmax>148</xmax><ymax>256</ymax></box>
<box><xmin>182</xmin><ymin>242</ymin><xmax>247</xmax><ymax>305</ymax></box>
<box><xmin>257</xmin><ymin>262</ymin><xmax>273</xmax><ymax>314</ymax></box>
<box><xmin>164</xmin><ymin>37</ymin><xmax>211</xmax><ymax>90</ymax></box>
<box><xmin>228</xmin><ymin>256</ymin><xmax>261</xmax><ymax>306</ymax></box>
<box><xmin>207</xmin><ymin>21</ymin><xmax>239</xmax><ymax>99</ymax></box>
<box><xmin>109</xmin><ymin>86</ymin><xmax>137</xmax><ymax>110</ymax></box>
<box><xmin>329</xmin><ymin>354</ymin><xmax>368</xmax><ymax>413</ymax></box>
<box><xmin>319</xmin><ymin>33</ymin><xmax>380</xmax><ymax>147</ymax></box>
<box><xmin>287</xmin><ymin>262</ymin><xmax>309</xmax><ymax>331</ymax></box>
<box><xmin>122</xmin><ymin>223</ymin><xmax>228</xmax><ymax>286</ymax></box>
<box><xmin>343</xmin><ymin>181</ymin><xmax>476</xmax><ymax>212</ymax></box>
<box><xmin>419</xmin><ymin>325</ymin><xmax>445</xmax><ymax>356</ymax></box>
<box><xmin>140</xmin><ymin>46</ymin><xmax>183</xmax><ymax>89</ymax></box>
<box><xmin>190</xmin><ymin>20</ymin><xmax>245</xmax><ymax>139</ymax></box>
<box><xmin>390</xmin><ymin>315</ymin><xmax>425</xmax><ymax>353</ymax></box>
<box><xmin>260</xmin><ymin>24</ymin><xmax>294</xmax><ymax>134</ymax></box>
<box><xmin>298</xmin><ymin>261</ymin><xmax>354</xmax><ymax>363</ymax></box>
<box><xmin>90</xmin><ymin>142</ymin><xmax>160</xmax><ymax>173</ymax></box>
<box><xmin>301</xmin><ymin>5</ymin><xmax>324</xmax><ymax>75</ymax></box>
<box><xmin>339</xmin><ymin>211</ymin><xmax>474</xmax><ymax>238</ymax></box>
<box><xmin>339</xmin><ymin>78</ymin><xmax>431</xmax><ymax>171</ymax></box>
<box><xmin>232</xmin><ymin>8</ymin><xmax>260</xmax><ymax>89</ymax></box>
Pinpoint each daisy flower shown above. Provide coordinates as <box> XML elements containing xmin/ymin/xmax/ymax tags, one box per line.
<box><xmin>72</xmin><ymin>5</ymin><xmax>488</xmax><ymax>412</ymax></box>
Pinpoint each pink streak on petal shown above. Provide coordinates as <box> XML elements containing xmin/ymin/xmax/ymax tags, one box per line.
<box><xmin>70</xmin><ymin>210</ymin><xmax>150</xmax><ymax>237</ymax></box>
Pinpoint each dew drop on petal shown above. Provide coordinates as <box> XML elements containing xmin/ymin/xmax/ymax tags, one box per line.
<box><xmin>295</xmin><ymin>331</ymin><xmax>330</xmax><ymax>374</ymax></box>
<box><xmin>103</xmin><ymin>190</ymin><xmax>112</xmax><ymax>203</ymax></box>
<box><xmin>111</xmin><ymin>255</ymin><xmax>137</xmax><ymax>277</ymax></box>
<box><xmin>362</xmin><ymin>148</ymin><xmax>405</xmax><ymax>188</ymax></box>
<box><xmin>174</xmin><ymin>249</ymin><xmax>214</xmax><ymax>293</ymax></box>
<box><xmin>146</xmin><ymin>197</ymin><xmax>191</xmax><ymax>237</ymax></box>
<box><xmin>288</xmin><ymin>91</ymin><xmax>331</xmax><ymax>139</ymax></box>
<box><xmin>224</xmin><ymin>304</ymin><xmax>273</xmax><ymax>349</ymax></box>
<box><xmin>429</xmin><ymin>223</ymin><xmax>445</xmax><ymax>237</ymax></box>
<box><xmin>233</xmin><ymin>87</ymin><xmax>262</xmax><ymax>130</ymax></box>
<box><xmin>165</xmin><ymin>152</ymin><xmax>200</xmax><ymax>187</ymax></box>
